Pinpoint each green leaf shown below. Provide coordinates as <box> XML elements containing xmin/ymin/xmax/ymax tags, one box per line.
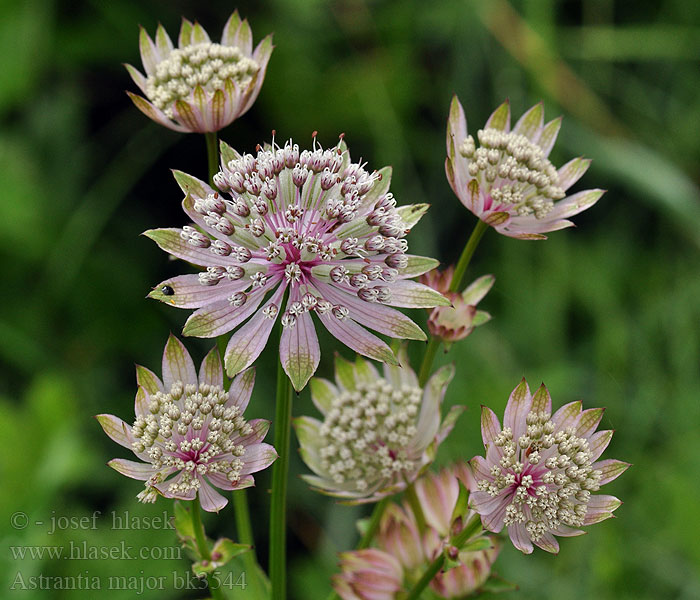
<box><xmin>220</xmin><ymin>139</ymin><xmax>241</xmax><ymax>165</ymax></box>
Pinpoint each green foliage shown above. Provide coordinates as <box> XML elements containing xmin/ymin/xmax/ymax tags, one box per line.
<box><xmin>1</xmin><ymin>0</ymin><xmax>699</xmax><ymax>598</ymax></box>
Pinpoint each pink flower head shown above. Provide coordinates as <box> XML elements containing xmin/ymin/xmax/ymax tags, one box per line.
<box><xmin>294</xmin><ymin>349</ymin><xmax>462</xmax><ymax>502</ymax></box>
<box><xmin>332</xmin><ymin>549</ymin><xmax>404</xmax><ymax>600</ymax></box>
<box><xmin>446</xmin><ymin>97</ymin><xmax>604</xmax><ymax>239</ymax></box>
<box><xmin>125</xmin><ymin>12</ymin><xmax>273</xmax><ymax>133</ymax></box>
<box><xmin>146</xmin><ymin>137</ymin><xmax>448</xmax><ymax>390</ymax></box>
<box><xmin>420</xmin><ymin>266</ymin><xmax>494</xmax><ymax>345</ymax></box>
<box><xmin>97</xmin><ymin>335</ymin><xmax>276</xmax><ymax>512</ymax></box>
<box><xmin>470</xmin><ymin>379</ymin><xmax>629</xmax><ymax>553</ymax></box>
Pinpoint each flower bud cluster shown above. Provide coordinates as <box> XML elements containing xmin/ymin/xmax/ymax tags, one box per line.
<box><xmin>145</xmin><ymin>43</ymin><xmax>259</xmax><ymax>117</ymax></box>
<box><xmin>130</xmin><ymin>380</ymin><xmax>253</xmax><ymax>497</ymax></box>
<box><xmin>317</xmin><ymin>379</ymin><xmax>421</xmax><ymax>492</ymax></box>
<box><xmin>459</xmin><ymin>128</ymin><xmax>564</xmax><ymax>219</ymax></box>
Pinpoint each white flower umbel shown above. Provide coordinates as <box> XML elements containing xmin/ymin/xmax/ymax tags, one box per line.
<box><xmin>294</xmin><ymin>349</ymin><xmax>462</xmax><ymax>503</ymax></box>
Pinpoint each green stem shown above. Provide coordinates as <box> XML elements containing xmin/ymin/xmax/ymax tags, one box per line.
<box><xmin>269</xmin><ymin>307</ymin><xmax>294</xmax><ymax>600</ymax></box>
<box><xmin>205</xmin><ymin>131</ymin><xmax>219</xmax><ymax>186</ymax></box>
<box><xmin>357</xmin><ymin>497</ymin><xmax>390</xmax><ymax>550</ymax></box>
<box><xmin>418</xmin><ymin>337</ymin><xmax>441</xmax><ymax>388</ymax></box>
<box><xmin>418</xmin><ymin>219</ymin><xmax>489</xmax><ymax>388</ymax></box>
<box><xmin>404</xmin><ymin>483</ymin><xmax>427</xmax><ymax>534</ymax></box>
<box><xmin>449</xmin><ymin>219</ymin><xmax>488</xmax><ymax>293</ymax></box>
<box><xmin>216</xmin><ymin>336</ymin><xmax>261</xmax><ymax>595</ymax></box>
<box><xmin>405</xmin><ymin>514</ymin><xmax>483</xmax><ymax>600</ymax></box>
<box><xmin>190</xmin><ymin>498</ymin><xmax>226</xmax><ymax>600</ymax></box>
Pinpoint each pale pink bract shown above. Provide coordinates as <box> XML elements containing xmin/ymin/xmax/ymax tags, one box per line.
<box><xmin>446</xmin><ymin>97</ymin><xmax>604</xmax><ymax>239</ymax></box>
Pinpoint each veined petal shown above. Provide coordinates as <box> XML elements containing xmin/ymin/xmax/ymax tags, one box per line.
<box><xmin>198</xmin><ymin>479</ymin><xmax>228</xmax><ymax>513</ymax></box>
<box><xmin>512</xmin><ymin>102</ymin><xmax>544</xmax><ymax>141</ymax></box>
<box><xmin>485</xmin><ymin>99</ymin><xmax>511</xmax><ymax>132</ymax></box>
<box><xmin>172</xmin><ymin>99</ymin><xmax>205</xmax><ymax>132</ymax></box>
<box><xmin>557</xmin><ymin>157</ymin><xmax>592</xmax><ymax>192</ymax></box>
<box><xmin>178</xmin><ymin>18</ymin><xmax>193</xmax><ymax>48</ymax></box>
<box><xmin>334</xmin><ymin>352</ymin><xmax>358</xmax><ymax>391</ymax></box>
<box><xmin>447</xmin><ymin>95</ymin><xmax>468</xmax><ymax>156</ymax></box>
<box><xmin>589</xmin><ymin>430</ymin><xmax>614</xmax><ymax>462</ymax></box>
<box><xmin>503</xmin><ymin>378</ymin><xmax>531</xmax><ymax>440</ymax></box>
<box><xmin>317</xmin><ymin>312</ymin><xmax>398</xmax><ymax>366</ymax></box>
<box><xmin>538</xmin><ymin>117</ymin><xmax>562</xmax><ymax>157</ymax></box>
<box><xmin>530</xmin><ymin>383</ymin><xmax>552</xmax><ymax>416</ymax></box>
<box><xmin>400</xmin><ymin>255</ymin><xmax>440</xmax><ymax>278</ymax></box>
<box><xmin>108</xmin><ymin>458</ymin><xmax>154</xmax><ymax>481</ymax></box>
<box><xmin>413</xmin><ymin>364</ymin><xmax>454</xmax><ymax>450</ymax></box>
<box><xmin>134</xmin><ymin>387</ymin><xmax>149</xmax><ymax>418</ymax></box>
<box><xmin>594</xmin><ymin>459</ymin><xmax>631</xmax><ymax>485</ymax></box>
<box><xmin>227</xmin><ymin>367</ymin><xmax>256</xmax><ymax>412</ymax></box>
<box><xmin>508</xmin><ymin>523</ymin><xmax>534</xmax><ymax>554</ymax></box>
<box><xmin>199</xmin><ymin>346</ymin><xmax>223</xmax><ymax>388</ymax></box>
<box><xmin>533</xmin><ymin>532</ymin><xmax>559</xmax><ymax>554</ymax></box>
<box><xmin>383</xmin><ymin>344</ymin><xmax>418</xmax><ymax>388</ymax></box>
<box><xmin>135</xmin><ymin>365</ymin><xmax>163</xmax><ymax>395</ymax></box>
<box><xmin>155</xmin><ymin>23</ymin><xmax>174</xmax><ymax>59</ymax></box>
<box><xmin>126</xmin><ymin>92</ymin><xmax>189</xmax><ymax>132</ymax></box>
<box><xmin>143</xmin><ymin>228</ymin><xmax>220</xmax><ymax>268</ymax></box>
<box><xmin>240</xmin><ymin>443</ymin><xmax>278</xmax><ymax>475</ymax></box>
<box><xmin>225</xmin><ymin>285</ymin><xmax>285</xmax><ymax>377</ymax></box>
<box><xmin>461</xmin><ymin>274</ymin><xmax>495</xmax><ymax>305</ymax></box>
<box><xmin>397</xmin><ymin>204</ymin><xmax>430</xmax><ymax>230</ymax></box>
<box><xmin>552</xmin><ymin>400</ymin><xmax>582</xmax><ymax>430</ymax></box>
<box><xmin>235</xmin><ymin>19</ymin><xmax>253</xmax><ymax>55</ymax></box>
<box><xmin>149</xmin><ymin>274</ymin><xmax>248</xmax><ymax>308</ymax></box>
<box><xmin>281</xmin><ymin>309</ymin><xmax>320</xmax><ymax>391</ymax></box>
<box><xmin>481</xmin><ymin>405</ymin><xmax>502</xmax><ymax>446</ymax></box>
<box><xmin>353</xmin><ymin>356</ymin><xmax>380</xmax><ymax>385</ymax></box>
<box><xmin>548</xmin><ymin>189</ymin><xmax>604</xmax><ymax>219</ymax></box>
<box><xmin>97</xmin><ymin>414</ymin><xmax>132</xmax><ymax>450</ymax></box>
<box><xmin>182</xmin><ymin>286</ymin><xmax>268</xmax><ymax>338</ymax></box>
<box><xmin>576</xmin><ymin>407</ymin><xmax>605</xmax><ymax>438</ymax></box>
<box><xmin>162</xmin><ymin>334</ymin><xmax>197</xmax><ymax>388</ymax></box>
<box><xmin>138</xmin><ymin>26</ymin><xmax>158</xmax><ymax>75</ymax></box>
<box><xmin>309</xmin><ymin>378</ymin><xmax>338</xmax><ymax>415</ymax></box>
<box><xmin>231</xmin><ymin>418</ymin><xmax>269</xmax><ymax>446</ymax></box>
<box><xmin>191</xmin><ymin>21</ymin><xmax>211</xmax><ymax>44</ymax></box>
<box><xmin>383</xmin><ymin>280</ymin><xmax>450</xmax><ymax>309</ymax></box>
<box><xmin>172</xmin><ymin>170</ymin><xmax>214</xmax><ymax>199</ymax></box>
<box><xmin>221</xmin><ymin>10</ymin><xmax>242</xmax><ymax>46</ymax></box>
<box><xmin>124</xmin><ymin>63</ymin><xmax>148</xmax><ymax>94</ymax></box>
<box><xmin>312</xmin><ymin>281</ymin><xmax>426</xmax><ymax>341</ymax></box>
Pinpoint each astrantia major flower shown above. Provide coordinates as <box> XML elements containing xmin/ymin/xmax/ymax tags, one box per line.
<box><xmin>469</xmin><ymin>379</ymin><xmax>629</xmax><ymax>553</ymax></box>
<box><xmin>294</xmin><ymin>350</ymin><xmax>462</xmax><ymax>503</ymax></box>
<box><xmin>146</xmin><ymin>137</ymin><xmax>448</xmax><ymax>390</ymax></box>
<box><xmin>332</xmin><ymin>549</ymin><xmax>404</xmax><ymax>600</ymax></box>
<box><xmin>420</xmin><ymin>266</ymin><xmax>494</xmax><ymax>346</ymax></box>
<box><xmin>125</xmin><ymin>12</ymin><xmax>272</xmax><ymax>133</ymax></box>
<box><xmin>97</xmin><ymin>335</ymin><xmax>276</xmax><ymax>512</ymax></box>
<box><xmin>446</xmin><ymin>98</ymin><xmax>604</xmax><ymax>239</ymax></box>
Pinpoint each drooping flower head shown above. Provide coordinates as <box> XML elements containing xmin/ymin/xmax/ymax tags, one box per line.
<box><xmin>446</xmin><ymin>97</ymin><xmax>604</xmax><ymax>239</ymax></box>
<box><xmin>420</xmin><ymin>266</ymin><xmax>494</xmax><ymax>345</ymax></box>
<box><xmin>146</xmin><ymin>136</ymin><xmax>448</xmax><ymax>390</ymax></box>
<box><xmin>97</xmin><ymin>335</ymin><xmax>276</xmax><ymax>512</ymax></box>
<box><xmin>125</xmin><ymin>12</ymin><xmax>272</xmax><ymax>133</ymax></box>
<box><xmin>470</xmin><ymin>379</ymin><xmax>629</xmax><ymax>553</ymax></box>
<box><xmin>294</xmin><ymin>350</ymin><xmax>461</xmax><ymax>503</ymax></box>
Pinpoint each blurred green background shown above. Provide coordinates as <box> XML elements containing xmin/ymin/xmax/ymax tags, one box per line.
<box><xmin>1</xmin><ymin>0</ymin><xmax>699</xmax><ymax>597</ymax></box>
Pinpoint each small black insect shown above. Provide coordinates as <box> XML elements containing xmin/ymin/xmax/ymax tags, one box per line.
<box><xmin>161</xmin><ymin>285</ymin><xmax>174</xmax><ymax>296</ymax></box>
